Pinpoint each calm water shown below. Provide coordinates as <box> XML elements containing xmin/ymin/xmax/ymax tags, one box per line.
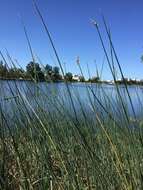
<box><xmin>0</xmin><ymin>80</ymin><xmax>143</xmax><ymax>126</ymax></box>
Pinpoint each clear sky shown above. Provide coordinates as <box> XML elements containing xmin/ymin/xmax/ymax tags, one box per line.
<box><xmin>0</xmin><ymin>0</ymin><xmax>143</xmax><ymax>79</ymax></box>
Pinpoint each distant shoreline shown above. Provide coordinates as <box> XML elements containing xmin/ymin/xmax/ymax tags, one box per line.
<box><xmin>1</xmin><ymin>78</ymin><xmax>143</xmax><ymax>86</ymax></box>
<box><xmin>0</xmin><ymin>77</ymin><xmax>31</xmax><ymax>81</ymax></box>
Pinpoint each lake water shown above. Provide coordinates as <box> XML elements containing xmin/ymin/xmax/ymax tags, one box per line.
<box><xmin>0</xmin><ymin>80</ymin><xmax>143</xmax><ymax>127</ymax></box>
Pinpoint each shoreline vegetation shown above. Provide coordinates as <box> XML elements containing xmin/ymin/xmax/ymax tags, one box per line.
<box><xmin>1</xmin><ymin>77</ymin><xmax>143</xmax><ymax>86</ymax></box>
<box><xmin>1</xmin><ymin>61</ymin><xmax>143</xmax><ymax>85</ymax></box>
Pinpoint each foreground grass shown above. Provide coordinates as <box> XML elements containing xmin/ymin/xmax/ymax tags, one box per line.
<box><xmin>0</xmin><ymin>117</ymin><xmax>143</xmax><ymax>190</ymax></box>
<box><xmin>0</xmin><ymin>81</ymin><xmax>143</xmax><ymax>190</ymax></box>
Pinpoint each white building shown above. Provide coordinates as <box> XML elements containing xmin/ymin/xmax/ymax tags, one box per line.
<box><xmin>73</xmin><ymin>75</ymin><xmax>80</xmax><ymax>82</ymax></box>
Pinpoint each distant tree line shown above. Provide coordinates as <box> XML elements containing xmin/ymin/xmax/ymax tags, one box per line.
<box><xmin>0</xmin><ymin>61</ymin><xmax>90</xmax><ymax>82</ymax></box>
<box><xmin>0</xmin><ymin>60</ymin><xmax>104</xmax><ymax>83</ymax></box>
<box><xmin>1</xmin><ymin>60</ymin><xmax>143</xmax><ymax>85</ymax></box>
<box><xmin>88</xmin><ymin>76</ymin><xmax>100</xmax><ymax>83</ymax></box>
<box><xmin>115</xmin><ymin>78</ymin><xmax>143</xmax><ymax>85</ymax></box>
<box><xmin>0</xmin><ymin>61</ymin><xmax>64</xmax><ymax>82</ymax></box>
<box><xmin>26</xmin><ymin>62</ymin><xmax>63</xmax><ymax>82</ymax></box>
<box><xmin>0</xmin><ymin>53</ymin><xmax>143</xmax><ymax>83</ymax></box>
<box><xmin>0</xmin><ymin>61</ymin><xmax>26</xmax><ymax>79</ymax></box>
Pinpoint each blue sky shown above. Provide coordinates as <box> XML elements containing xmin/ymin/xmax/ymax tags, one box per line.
<box><xmin>0</xmin><ymin>0</ymin><xmax>143</xmax><ymax>79</ymax></box>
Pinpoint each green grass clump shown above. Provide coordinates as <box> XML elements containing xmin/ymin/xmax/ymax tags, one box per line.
<box><xmin>0</xmin><ymin>81</ymin><xmax>143</xmax><ymax>190</ymax></box>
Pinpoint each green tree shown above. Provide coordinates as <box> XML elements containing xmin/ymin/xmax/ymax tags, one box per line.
<box><xmin>52</xmin><ymin>66</ymin><xmax>62</xmax><ymax>81</ymax></box>
<box><xmin>65</xmin><ymin>72</ymin><xmax>73</xmax><ymax>81</ymax></box>
<box><xmin>90</xmin><ymin>76</ymin><xmax>100</xmax><ymax>83</ymax></box>
<box><xmin>79</xmin><ymin>76</ymin><xmax>85</xmax><ymax>82</ymax></box>
<box><xmin>45</xmin><ymin>64</ymin><xmax>53</xmax><ymax>80</ymax></box>
<box><xmin>8</xmin><ymin>67</ymin><xmax>26</xmax><ymax>79</ymax></box>
<box><xmin>26</xmin><ymin>61</ymin><xmax>45</xmax><ymax>81</ymax></box>
<box><xmin>0</xmin><ymin>61</ymin><xmax>8</xmax><ymax>78</ymax></box>
<box><xmin>53</xmin><ymin>66</ymin><xmax>59</xmax><ymax>74</ymax></box>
